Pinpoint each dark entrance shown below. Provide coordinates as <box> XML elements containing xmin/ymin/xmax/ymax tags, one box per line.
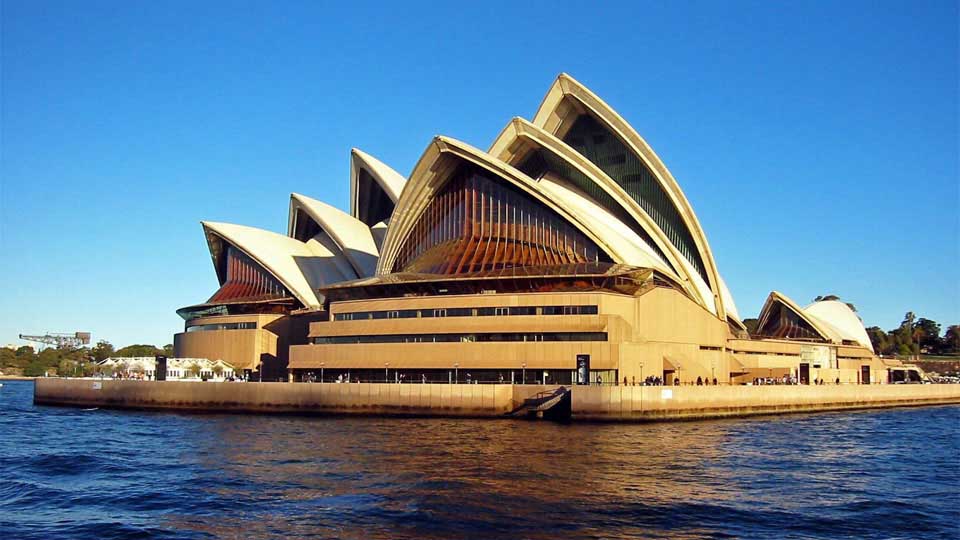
<box><xmin>799</xmin><ymin>363</ymin><xmax>810</xmax><ymax>385</ymax></box>
<box><xmin>861</xmin><ymin>365</ymin><xmax>871</xmax><ymax>384</ymax></box>
<box><xmin>154</xmin><ymin>355</ymin><xmax>167</xmax><ymax>381</ymax></box>
<box><xmin>576</xmin><ymin>354</ymin><xmax>590</xmax><ymax>385</ymax></box>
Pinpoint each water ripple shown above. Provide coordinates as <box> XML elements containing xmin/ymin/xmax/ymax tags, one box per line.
<box><xmin>1</xmin><ymin>380</ymin><xmax>958</xmax><ymax>540</ymax></box>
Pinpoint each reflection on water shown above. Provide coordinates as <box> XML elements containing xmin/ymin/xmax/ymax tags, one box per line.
<box><xmin>1</xmin><ymin>380</ymin><xmax>958</xmax><ymax>540</ymax></box>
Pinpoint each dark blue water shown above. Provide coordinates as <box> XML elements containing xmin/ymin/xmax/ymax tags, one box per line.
<box><xmin>1</xmin><ymin>380</ymin><xmax>958</xmax><ymax>540</ymax></box>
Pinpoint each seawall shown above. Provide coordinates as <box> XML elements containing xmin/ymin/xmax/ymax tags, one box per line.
<box><xmin>33</xmin><ymin>379</ymin><xmax>960</xmax><ymax>421</ymax></box>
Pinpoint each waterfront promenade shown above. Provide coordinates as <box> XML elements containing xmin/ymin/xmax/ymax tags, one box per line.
<box><xmin>34</xmin><ymin>378</ymin><xmax>960</xmax><ymax>421</ymax></box>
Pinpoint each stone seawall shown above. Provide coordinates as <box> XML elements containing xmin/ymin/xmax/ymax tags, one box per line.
<box><xmin>33</xmin><ymin>379</ymin><xmax>960</xmax><ymax>421</ymax></box>
<box><xmin>33</xmin><ymin>379</ymin><xmax>517</xmax><ymax>417</ymax></box>
<box><xmin>569</xmin><ymin>384</ymin><xmax>960</xmax><ymax>421</ymax></box>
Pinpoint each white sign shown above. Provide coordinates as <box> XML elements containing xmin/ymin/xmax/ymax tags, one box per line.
<box><xmin>661</xmin><ymin>389</ymin><xmax>673</xmax><ymax>400</ymax></box>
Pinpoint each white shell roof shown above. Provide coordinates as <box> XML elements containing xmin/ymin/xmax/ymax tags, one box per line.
<box><xmin>202</xmin><ymin>221</ymin><xmax>353</xmax><ymax>308</ymax></box>
<box><xmin>803</xmin><ymin>300</ymin><xmax>874</xmax><ymax>352</ymax></box>
<box><xmin>531</xmin><ymin>73</ymin><xmax>729</xmax><ymax>321</ymax></box>
<box><xmin>536</xmin><ymin>175</ymin><xmax>682</xmax><ymax>283</ymax></box>
<box><xmin>350</xmin><ymin>148</ymin><xmax>407</xmax><ymax>217</ymax></box>
<box><xmin>289</xmin><ymin>193</ymin><xmax>379</xmax><ymax>278</ymax></box>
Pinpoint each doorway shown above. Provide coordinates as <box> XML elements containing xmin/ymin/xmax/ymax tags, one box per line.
<box><xmin>799</xmin><ymin>363</ymin><xmax>810</xmax><ymax>385</ymax></box>
<box><xmin>861</xmin><ymin>366</ymin><xmax>871</xmax><ymax>384</ymax></box>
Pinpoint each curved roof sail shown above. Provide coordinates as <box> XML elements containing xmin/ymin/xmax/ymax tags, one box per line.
<box><xmin>377</xmin><ymin>136</ymin><xmax>616</xmax><ymax>275</ymax></box>
<box><xmin>803</xmin><ymin>300</ymin><xmax>874</xmax><ymax>352</ymax></box>
<box><xmin>202</xmin><ymin>221</ymin><xmax>354</xmax><ymax>308</ymax></box>
<box><xmin>288</xmin><ymin>193</ymin><xmax>379</xmax><ymax>277</ymax></box>
<box><xmin>532</xmin><ymin>73</ymin><xmax>727</xmax><ymax>320</ymax></box>
<box><xmin>350</xmin><ymin>148</ymin><xmax>407</xmax><ymax>227</ymax></box>
<box><xmin>488</xmin><ymin>117</ymin><xmax>709</xmax><ymax>308</ymax></box>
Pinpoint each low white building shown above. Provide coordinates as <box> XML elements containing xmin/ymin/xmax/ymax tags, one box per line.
<box><xmin>98</xmin><ymin>357</ymin><xmax>236</xmax><ymax>381</ymax></box>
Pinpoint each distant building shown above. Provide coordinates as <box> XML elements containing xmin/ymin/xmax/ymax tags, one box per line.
<box><xmin>174</xmin><ymin>73</ymin><xmax>902</xmax><ymax>386</ymax></box>
<box><xmin>98</xmin><ymin>357</ymin><xmax>236</xmax><ymax>380</ymax></box>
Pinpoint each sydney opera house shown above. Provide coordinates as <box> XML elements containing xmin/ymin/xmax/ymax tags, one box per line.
<box><xmin>175</xmin><ymin>74</ymin><xmax>906</xmax><ymax>386</ymax></box>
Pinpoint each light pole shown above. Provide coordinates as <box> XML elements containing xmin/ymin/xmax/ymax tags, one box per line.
<box><xmin>385</xmin><ymin>362</ymin><xmax>389</xmax><ymax>383</ymax></box>
<box><xmin>454</xmin><ymin>363</ymin><xmax>459</xmax><ymax>384</ymax></box>
<box><xmin>522</xmin><ymin>362</ymin><xmax>526</xmax><ymax>385</ymax></box>
<box><xmin>320</xmin><ymin>362</ymin><xmax>325</xmax><ymax>383</ymax></box>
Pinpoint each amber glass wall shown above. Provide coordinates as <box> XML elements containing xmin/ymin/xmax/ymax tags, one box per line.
<box><xmin>756</xmin><ymin>303</ymin><xmax>823</xmax><ymax>341</ymax></box>
<box><xmin>208</xmin><ymin>246</ymin><xmax>290</xmax><ymax>303</ymax></box>
<box><xmin>392</xmin><ymin>165</ymin><xmax>610</xmax><ymax>274</ymax></box>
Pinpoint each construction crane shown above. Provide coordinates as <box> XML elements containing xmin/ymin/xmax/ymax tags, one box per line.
<box><xmin>19</xmin><ymin>332</ymin><xmax>91</xmax><ymax>350</ymax></box>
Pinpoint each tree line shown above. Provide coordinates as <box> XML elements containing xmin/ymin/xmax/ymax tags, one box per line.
<box><xmin>0</xmin><ymin>341</ymin><xmax>174</xmax><ymax>377</ymax></box>
<box><xmin>865</xmin><ymin>313</ymin><xmax>959</xmax><ymax>357</ymax></box>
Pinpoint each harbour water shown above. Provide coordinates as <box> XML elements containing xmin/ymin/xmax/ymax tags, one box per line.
<box><xmin>2</xmin><ymin>380</ymin><xmax>958</xmax><ymax>539</ymax></box>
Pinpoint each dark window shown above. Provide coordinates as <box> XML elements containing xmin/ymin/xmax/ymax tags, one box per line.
<box><xmin>312</xmin><ymin>332</ymin><xmax>607</xmax><ymax>344</ymax></box>
<box><xmin>186</xmin><ymin>322</ymin><xmax>257</xmax><ymax>332</ymax></box>
<box><xmin>541</xmin><ymin>305</ymin><xmax>598</xmax><ymax>315</ymax></box>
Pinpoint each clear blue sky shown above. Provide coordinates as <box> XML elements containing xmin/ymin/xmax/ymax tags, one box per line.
<box><xmin>1</xmin><ymin>0</ymin><xmax>957</xmax><ymax>348</ymax></box>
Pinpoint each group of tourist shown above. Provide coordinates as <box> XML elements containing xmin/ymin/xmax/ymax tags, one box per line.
<box><xmin>751</xmin><ymin>376</ymin><xmax>841</xmax><ymax>385</ymax></box>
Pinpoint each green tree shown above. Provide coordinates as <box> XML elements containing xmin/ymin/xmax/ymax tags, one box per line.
<box><xmin>114</xmin><ymin>344</ymin><xmax>163</xmax><ymax>357</ymax></box>
<box><xmin>892</xmin><ymin>312</ymin><xmax>918</xmax><ymax>356</ymax></box>
<box><xmin>16</xmin><ymin>346</ymin><xmax>35</xmax><ymax>358</ymax></box>
<box><xmin>944</xmin><ymin>325</ymin><xmax>960</xmax><ymax>353</ymax></box>
<box><xmin>162</xmin><ymin>344</ymin><xmax>175</xmax><ymax>357</ymax></box>
<box><xmin>0</xmin><ymin>348</ymin><xmax>18</xmax><ymax>370</ymax></box>
<box><xmin>913</xmin><ymin>318</ymin><xmax>941</xmax><ymax>353</ymax></box>
<box><xmin>188</xmin><ymin>363</ymin><xmax>202</xmax><ymax>378</ymax></box>
<box><xmin>23</xmin><ymin>361</ymin><xmax>48</xmax><ymax>377</ymax></box>
<box><xmin>866</xmin><ymin>326</ymin><xmax>892</xmax><ymax>355</ymax></box>
<box><xmin>91</xmin><ymin>340</ymin><xmax>115</xmax><ymax>361</ymax></box>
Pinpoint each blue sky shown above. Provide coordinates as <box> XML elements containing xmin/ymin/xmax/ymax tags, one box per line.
<box><xmin>1</xmin><ymin>0</ymin><xmax>957</xmax><ymax>348</ymax></box>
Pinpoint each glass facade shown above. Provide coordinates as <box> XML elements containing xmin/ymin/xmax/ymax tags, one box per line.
<box><xmin>562</xmin><ymin>113</ymin><xmax>709</xmax><ymax>283</ymax></box>
<box><xmin>186</xmin><ymin>321</ymin><xmax>257</xmax><ymax>332</ymax></box>
<box><xmin>357</xmin><ymin>168</ymin><xmax>394</xmax><ymax>226</ymax></box>
<box><xmin>312</xmin><ymin>332</ymin><xmax>607</xmax><ymax>344</ymax></box>
<box><xmin>392</xmin><ymin>164</ymin><xmax>611</xmax><ymax>274</ymax></box>
<box><xmin>333</xmin><ymin>304</ymin><xmax>598</xmax><ymax>321</ymax></box>
<box><xmin>207</xmin><ymin>246</ymin><xmax>290</xmax><ymax>304</ymax></box>
<box><xmin>291</xmin><ymin>209</ymin><xmax>322</xmax><ymax>243</ymax></box>
<box><xmin>515</xmin><ymin>148</ymin><xmax>671</xmax><ymax>267</ymax></box>
<box><xmin>755</xmin><ymin>302</ymin><xmax>825</xmax><ymax>341</ymax></box>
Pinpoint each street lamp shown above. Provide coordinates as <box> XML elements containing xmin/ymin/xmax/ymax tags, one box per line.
<box><xmin>522</xmin><ymin>362</ymin><xmax>526</xmax><ymax>385</ymax></box>
<box><xmin>320</xmin><ymin>362</ymin><xmax>325</xmax><ymax>383</ymax></box>
<box><xmin>639</xmin><ymin>362</ymin><xmax>644</xmax><ymax>385</ymax></box>
<box><xmin>454</xmin><ymin>363</ymin><xmax>459</xmax><ymax>384</ymax></box>
<box><xmin>385</xmin><ymin>362</ymin><xmax>389</xmax><ymax>383</ymax></box>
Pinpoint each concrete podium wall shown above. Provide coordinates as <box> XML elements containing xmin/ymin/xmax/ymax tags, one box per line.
<box><xmin>34</xmin><ymin>379</ymin><xmax>517</xmax><ymax>417</ymax></box>
<box><xmin>33</xmin><ymin>379</ymin><xmax>960</xmax><ymax>421</ymax></box>
<box><xmin>569</xmin><ymin>384</ymin><xmax>960</xmax><ymax>421</ymax></box>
